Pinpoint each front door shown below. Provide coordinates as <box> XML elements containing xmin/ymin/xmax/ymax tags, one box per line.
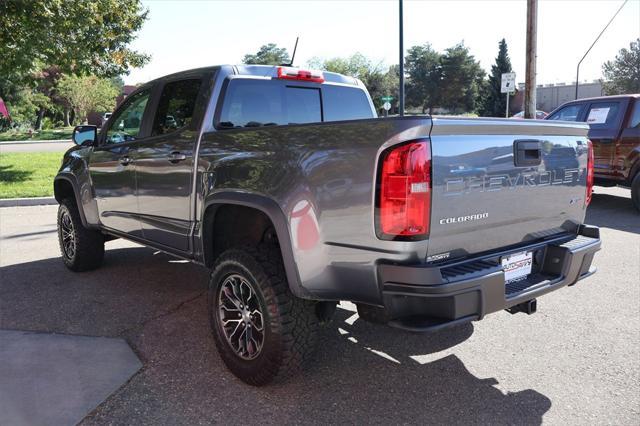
<box><xmin>135</xmin><ymin>77</ymin><xmax>206</xmax><ymax>252</ymax></box>
<box><xmin>89</xmin><ymin>88</ymin><xmax>152</xmax><ymax>236</ymax></box>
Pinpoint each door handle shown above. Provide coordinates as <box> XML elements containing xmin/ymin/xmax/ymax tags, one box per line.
<box><xmin>168</xmin><ymin>151</ymin><xmax>188</xmax><ymax>163</ymax></box>
<box><xmin>119</xmin><ymin>156</ymin><xmax>133</xmax><ymax>166</ymax></box>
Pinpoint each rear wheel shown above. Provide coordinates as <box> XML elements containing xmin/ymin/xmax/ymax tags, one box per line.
<box><xmin>57</xmin><ymin>198</ymin><xmax>104</xmax><ymax>271</ymax></box>
<box><xmin>632</xmin><ymin>173</ymin><xmax>640</xmax><ymax>212</ymax></box>
<box><xmin>208</xmin><ymin>245</ymin><xmax>318</xmax><ymax>386</ymax></box>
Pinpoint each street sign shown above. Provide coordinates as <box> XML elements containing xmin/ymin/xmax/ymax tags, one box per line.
<box><xmin>381</xmin><ymin>96</ymin><xmax>394</xmax><ymax>102</ymax></box>
<box><xmin>501</xmin><ymin>72</ymin><xmax>516</xmax><ymax>93</ymax></box>
<box><xmin>383</xmin><ymin>102</ymin><xmax>391</xmax><ymax>111</ymax></box>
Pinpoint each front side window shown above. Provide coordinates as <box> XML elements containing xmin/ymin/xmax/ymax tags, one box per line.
<box><xmin>547</xmin><ymin>104</ymin><xmax>583</xmax><ymax>122</ymax></box>
<box><xmin>217</xmin><ymin>79</ymin><xmax>321</xmax><ymax>128</ymax></box>
<box><xmin>105</xmin><ymin>89</ymin><xmax>150</xmax><ymax>144</ymax></box>
<box><xmin>151</xmin><ymin>79</ymin><xmax>202</xmax><ymax>136</ymax></box>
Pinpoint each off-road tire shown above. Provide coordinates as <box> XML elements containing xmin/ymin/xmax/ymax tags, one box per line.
<box><xmin>57</xmin><ymin>198</ymin><xmax>104</xmax><ymax>271</ymax></box>
<box><xmin>208</xmin><ymin>245</ymin><xmax>318</xmax><ymax>386</ymax></box>
<box><xmin>631</xmin><ymin>173</ymin><xmax>640</xmax><ymax>212</ymax></box>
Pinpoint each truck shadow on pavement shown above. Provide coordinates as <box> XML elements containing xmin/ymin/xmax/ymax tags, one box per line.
<box><xmin>0</xmin><ymin>245</ymin><xmax>551</xmax><ymax>425</ymax></box>
<box><xmin>587</xmin><ymin>189</ymin><xmax>638</xmax><ymax>234</ymax></box>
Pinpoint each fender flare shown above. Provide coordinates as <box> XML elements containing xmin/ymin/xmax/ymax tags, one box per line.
<box><xmin>54</xmin><ymin>174</ymin><xmax>89</xmax><ymax>228</ymax></box>
<box><xmin>627</xmin><ymin>148</ymin><xmax>640</xmax><ymax>184</ymax></box>
<box><xmin>202</xmin><ymin>192</ymin><xmax>311</xmax><ymax>299</ymax></box>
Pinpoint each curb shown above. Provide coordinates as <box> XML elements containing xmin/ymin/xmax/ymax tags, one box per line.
<box><xmin>0</xmin><ymin>197</ymin><xmax>57</xmax><ymax>207</ymax></box>
<box><xmin>0</xmin><ymin>139</ymin><xmax>71</xmax><ymax>145</ymax></box>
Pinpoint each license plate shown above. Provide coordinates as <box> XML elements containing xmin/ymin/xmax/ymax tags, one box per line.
<box><xmin>502</xmin><ymin>251</ymin><xmax>533</xmax><ymax>283</ymax></box>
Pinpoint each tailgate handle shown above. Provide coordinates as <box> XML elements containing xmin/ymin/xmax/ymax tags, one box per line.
<box><xmin>514</xmin><ymin>140</ymin><xmax>542</xmax><ymax>167</ymax></box>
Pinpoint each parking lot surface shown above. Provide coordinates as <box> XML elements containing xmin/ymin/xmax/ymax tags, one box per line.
<box><xmin>0</xmin><ymin>186</ymin><xmax>638</xmax><ymax>425</ymax></box>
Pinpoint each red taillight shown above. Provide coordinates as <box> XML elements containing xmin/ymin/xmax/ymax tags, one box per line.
<box><xmin>586</xmin><ymin>139</ymin><xmax>594</xmax><ymax>206</ymax></box>
<box><xmin>277</xmin><ymin>66</ymin><xmax>324</xmax><ymax>83</ymax></box>
<box><xmin>378</xmin><ymin>140</ymin><xmax>431</xmax><ymax>239</ymax></box>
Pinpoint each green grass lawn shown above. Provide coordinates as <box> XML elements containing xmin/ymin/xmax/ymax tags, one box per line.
<box><xmin>0</xmin><ymin>127</ymin><xmax>74</xmax><ymax>142</ymax></box>
<box><xmin>0</xmin><ymin>152</ymin><xmax>62</xmax><ymax>198</ymax></box>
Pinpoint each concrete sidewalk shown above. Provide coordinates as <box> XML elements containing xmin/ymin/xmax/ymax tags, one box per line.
<box><xmin>0</xmin><ymin>140</ymin><xmax>73</xmax><ymax>153</ymax></box>
<box><xmin>0</xmin><ymin>139</ymin><xmax>71</xmax><ymax>144</ymax></box>
<box><xmin>0</xmin><ymin>197</ymin><xmax>56</xmax><ymax>207</ymax></box>
<box><xmin>0</xmin><ymin>330</ymin><xmax>141</xmax><ymax>426</ymax></box>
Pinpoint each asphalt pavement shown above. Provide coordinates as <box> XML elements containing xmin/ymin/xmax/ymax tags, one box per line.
<box><xmin>0</xmin><ymin>186</ymin><xmax>638</xmax><ymax>425</ymax></box>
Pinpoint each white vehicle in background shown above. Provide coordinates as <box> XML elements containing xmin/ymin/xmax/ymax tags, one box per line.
<box><xmin>101</xmin><ymin>112</ymin><xmax>112</xmax><ymax>127</ymax></box>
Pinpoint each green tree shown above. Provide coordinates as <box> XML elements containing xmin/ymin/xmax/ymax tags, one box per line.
<box><xmin>405</xmin><ymin>44</ymin><xmax>442</xmax><ymax>113</ymax></box>
<box><xmin>0</xmin><ymin>0</ymin><xmax>149</xmax><ymax>93</ymax></box>
<box><xmin>602</xmin><ymin>38</ymin><xmax>640</xmax><ymax>95</ymax></box>
<box><xmin>242</xmin><ymin>44</ymin><xmax>290</xmax><ymax>65</ymax></box>
<box><xmin>5</xmin><ymin>89</ymin><xmax>51</xmax><ymax>128</ymax></box>
<box><xmin>479</xmin><ymin>39</ymin><xmax>514</xmax><ymax>117</ymax></box>
<box><xmin>309</xmin><ymin>53</ymin><xmax>398</xmax><ymax>111</ymax></box>
<box><xmin>439</xmin><ymin>43</ymin><xmax>485</xmax><ymax>114</ymax></box>
<box><xmin>57</xmin><ymin>76</ymin><xmax>118</xmax><ymax>124</ymax></box>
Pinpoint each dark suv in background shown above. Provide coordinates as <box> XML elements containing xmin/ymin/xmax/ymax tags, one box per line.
<box><xmin>546</xmin><ymin>94</ymin><xmax>640</xmax><ymax>211</ymax></box>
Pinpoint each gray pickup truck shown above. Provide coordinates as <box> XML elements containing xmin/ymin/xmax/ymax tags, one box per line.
<box><xmin>56</xmin><ymin>65</ymin><xmax>601</xmax><ymax>385</ymax></box>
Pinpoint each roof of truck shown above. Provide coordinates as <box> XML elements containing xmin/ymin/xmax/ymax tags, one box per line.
<box><xmin>143</xmin><ymin>64</ymin><xmax>362</xmax><ymax>87</ymax></box>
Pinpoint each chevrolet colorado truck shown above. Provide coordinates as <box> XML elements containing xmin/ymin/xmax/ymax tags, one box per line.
<box><xmin>547</xmin><ymin>94</ymin><xmax>640</xmax><ymax>211</ymax></box>
<box><xmin>55</xmin><ymin>65</ymin><xmax>601</xmax><ymax>385</ymax></box>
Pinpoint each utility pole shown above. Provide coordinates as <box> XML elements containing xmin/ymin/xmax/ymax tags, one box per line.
<box><xmin>399</xmin><ymin>0</ymin><xmax>405</xmax><ymax>117</ymax></box>
<box><xmin>524</xmin><ymin>0</ymin><xmax>538</xmax><ymax>119</ymax></box>
<box><xmin>575</xmin><ymin>0</ymin><xmax>627</xmax><ymax>99</ymax></box>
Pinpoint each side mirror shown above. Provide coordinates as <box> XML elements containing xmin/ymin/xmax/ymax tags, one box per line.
<box><xmin>72</xmin><ymin>125</ymin><xmax>97</xmax><ymax>147</ymax></box>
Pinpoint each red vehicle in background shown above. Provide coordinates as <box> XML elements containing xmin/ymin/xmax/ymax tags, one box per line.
<box><xmin>511</xmin><ymin>110</ymin><xmax>548</xmax><ymax>119</ymax></box>
<box><xmin>546</xmin><ymin>94</ymin><xmax>640</xmax><ymax>211</ymax></box>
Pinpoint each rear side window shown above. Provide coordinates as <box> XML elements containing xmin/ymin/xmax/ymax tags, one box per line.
<box><xmin>585</xmin><ymin>101</ymin><xmax>621</xmax><ymax>128</ymax></box>
<box><xmin>217</xmin><ymin>79</ymin><xmax>321</xmax><ymax>128</ymax></box>
<box><xmin>322</xmin><ymin>85</ymin><xmax>375</xmax><ymax>122</ymax></box>
<box><xmin>547</xmin><ymin>104</ymin><xmax>583</xmax><ymax>121</ymax></box>
<box><xmin>152</xmin><ymin>79</ymin><xmax>201</xmax><ymax>136</ymax></box>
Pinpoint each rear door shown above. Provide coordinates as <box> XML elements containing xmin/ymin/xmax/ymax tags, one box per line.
<box><xmin>134</xmin><ymin>75</ymin><xmax>209</xmax><ymax>252</ymax></box>
<box><xmin>583</xmin><ymin>99</ymin><xmax>627</xmax><ymax>178</ymax></box>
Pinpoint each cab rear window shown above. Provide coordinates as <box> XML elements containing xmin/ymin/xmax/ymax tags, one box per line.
<box><xmin>216</xmin><ymin>79</ymin><xmax>373</xmax><ymax>129</ymax></box>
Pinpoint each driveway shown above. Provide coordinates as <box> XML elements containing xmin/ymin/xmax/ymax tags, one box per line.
<box><xmin>0</xmin><ymin>186</ymin><xmax>638</xmax><ymax>424</ymax></box>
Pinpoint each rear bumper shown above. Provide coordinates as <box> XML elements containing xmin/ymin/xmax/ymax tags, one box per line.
<box><xmin>377</xmin><ymin>225</ymin><xmax>601</xmax><ymax>332</ymax></box>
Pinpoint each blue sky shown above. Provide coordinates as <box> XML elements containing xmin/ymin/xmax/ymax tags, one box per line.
<box><xmin>124</xmin><ymin>0</ymin><xmax>640</xmax><ymax>85</ymax></box>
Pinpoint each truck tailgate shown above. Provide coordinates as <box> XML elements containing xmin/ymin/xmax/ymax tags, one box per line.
<box><xmin>427</xmin><ymin>117</ymin><xmax>590</xmax><ymax>260</ymax></box>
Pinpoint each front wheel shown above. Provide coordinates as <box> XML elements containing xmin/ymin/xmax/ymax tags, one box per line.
<box><xmin>631</xmin><ymin>173</ymin><xmax>640</xmax><ymax>212</ymax></box>
<box><xmin>208</xmin><ymin>246</ymin><xmax>318</xmax><ymax>386</ymax></box>
<box><xmin>57</xmin><ymin>198</ymin><xmax>104</xmax><ymax>271</ymax></box>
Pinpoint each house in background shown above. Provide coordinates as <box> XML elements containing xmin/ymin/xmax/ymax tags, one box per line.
<box><xmin>512</xmin><ymin>80</ymin><xmax>604</xmax><ymax>114</ymax></box>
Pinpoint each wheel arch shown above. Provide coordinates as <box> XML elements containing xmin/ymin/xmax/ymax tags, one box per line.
<box><xmin>201</xmin><ymin>192</ymin><xmax>310</xmax><ymax>299</ymax></box>
<box><xmin>54</xmin><ymin>174</ymin><xmax>89</xmax><ymax>228</ymax></box>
